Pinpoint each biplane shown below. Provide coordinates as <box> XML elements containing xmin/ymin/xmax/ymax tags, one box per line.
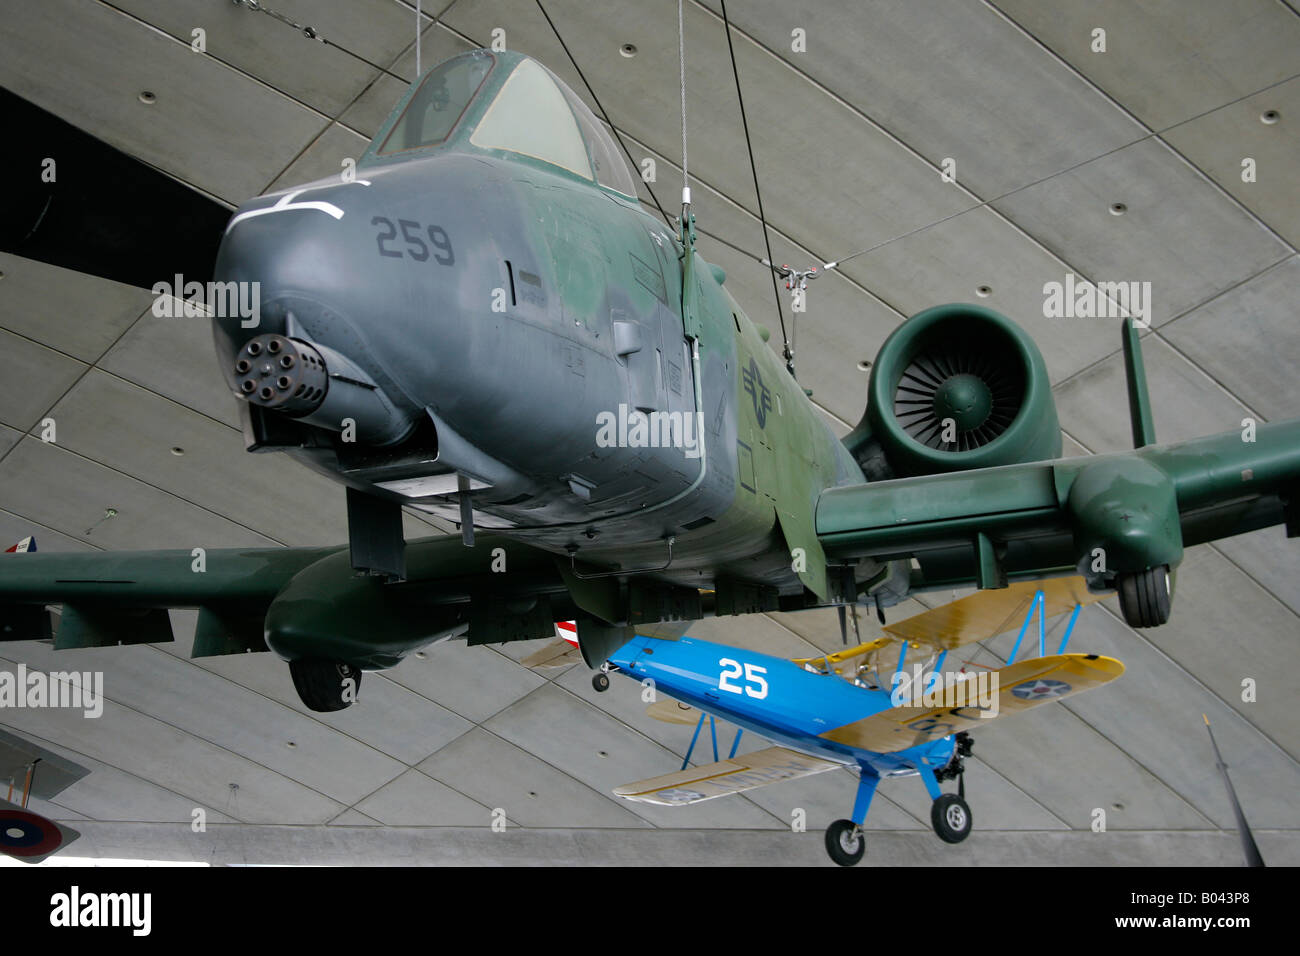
<box><xmin>530</xmin><ymin>576</ymin><xmax>1123</xmax><ymax>865</ymax></box>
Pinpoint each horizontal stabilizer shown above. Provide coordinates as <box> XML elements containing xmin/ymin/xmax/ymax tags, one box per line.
<box><xmin>821</xmin><ymin>653</ymin><xmax>1124</xmax><ymax>753</ymax></box>
<box><xmin>613</xmin><ymin>746</ymin><xmax>841</xmax><ymax>806</ymax></box>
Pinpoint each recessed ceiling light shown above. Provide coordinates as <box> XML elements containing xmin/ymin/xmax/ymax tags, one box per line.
<box><xmin>286</xmin><ymin>741</ymin><xmax>297</xmax><ymax>748</ymax></box>
<box><xmin>414</xmin><ymin>651</ymin><xmax>427</xmax><ymax>660</ymax></box>
<box><xmin>170</xmin><ymin>446</ymin><xmax>185</xmax><ymax>456</ymax></box>
<box><xmin>856</xmin><ymin>359</ymin><xmax>871</xmax><ymax>371</ymax></box>
<box><xmin>976</xmin><ymin>285</ymin><xmax>992</xmax><ymax>298</ymax></box>
<box><xmin>619</xmin><ymin>43</ymin><xmax>638</xmax><ymax>58</ymax></box>
<box><xmin>1260</xmin><ymin>109</ymin><xmax>1280</xmax><ymax>125</ymax></box>
<box><xmin>138</xmin><ymin>91</ymin><xmax>157</xmax><ymax>105</ymax></box>
<box><xmin>1109</xmin><ymin>202</ymin><xmax>1127</xmax><ymax>216</ymax></box>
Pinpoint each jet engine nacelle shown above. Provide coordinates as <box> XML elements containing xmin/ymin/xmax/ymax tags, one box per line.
<box><xmin>846</xmin><ymin>304</ymin><xmax>1061</xmax><ymax>478</ymax></box>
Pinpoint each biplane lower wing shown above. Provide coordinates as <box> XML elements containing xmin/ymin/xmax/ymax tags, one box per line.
<box><xmin>613</xmin><ymin>746</ymin><xmax>842</xmax><ymax>806</ymax></box>
<box><xmin>820</xmin><ymin>653</ymin><xmax>1124</xmax><ymax>753</ymax></box>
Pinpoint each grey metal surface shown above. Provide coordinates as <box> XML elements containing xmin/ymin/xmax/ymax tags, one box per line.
<box><xmin>0</xmin><ymin>0</ymin><xmax>1295</xmax><ymax>865</ymax></box>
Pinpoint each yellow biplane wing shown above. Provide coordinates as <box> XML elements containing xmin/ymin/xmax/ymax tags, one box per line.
<box><xmin>613</xmin><ymin>746</ymin><xmax>842</xmax><ymax>806</ymax></box>
<box><xmin>882</xmin><ymin>575</ymin><xmax>1108</xmax><ymax>652</ymax></box>
<box><xmin>819</xmin><ymin>653</ymin><xmax>1124</xmax><ymax>753</ymax></box>
<box><xmin>790</xmin><ymin>577</ymin><xmax>1107</xmax><ymax>672</ymax></box>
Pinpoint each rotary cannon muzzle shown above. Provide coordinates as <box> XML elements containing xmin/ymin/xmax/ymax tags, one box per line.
<box><xmin>232</xmin><ymin>332</ymin><xmax>413</xmax><ymax>446</ymax></box>
<box><xmin>235</xmin><ymin>334</ymin><xmax>330</xmax><ymax>415</ymax></box>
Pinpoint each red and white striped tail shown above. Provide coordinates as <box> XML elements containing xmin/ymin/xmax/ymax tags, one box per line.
<box><xmin>554</xmin><ymin>620</ymin><xmax>579</xmax><ymax>647</ymax></box>
<box><xmin>4</xmin><ymin>537</ymin><xmax>35</xmax><ymax>553</ymax></box>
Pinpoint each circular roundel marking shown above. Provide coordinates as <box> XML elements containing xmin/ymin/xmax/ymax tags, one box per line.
<box><xmin>0</xmin><ymin>809</ymin><xmax>62</xmax><ymax>858</ymax></box>
<box><xmin>1011</xmin><ymin>678</ymin><xmax>1072</xmax><ymax>701</ymax></box>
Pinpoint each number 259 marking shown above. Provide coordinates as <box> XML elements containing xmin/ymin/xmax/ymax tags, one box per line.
<box><xmin>372</xmin><ymin>216</ymin><xmax>454</xmax><ymax>265</ymax></box>
<box><xmin>718</xmin><ymin>658</ymin><xmax>768</xmax><ymax>698</ymax></box>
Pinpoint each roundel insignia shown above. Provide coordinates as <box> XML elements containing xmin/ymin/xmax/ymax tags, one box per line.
<box><xmin>0</xmin><ymin>808</ymin><xmax>64</xmax><ymax>858</ymax></box>
<box><xmin>1011</xmin><ymin>678</ymin><xmax>1071</xmax><ymax>701</ymax></box>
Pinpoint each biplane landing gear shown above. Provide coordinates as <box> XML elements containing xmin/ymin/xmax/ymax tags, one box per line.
<box><xmin>592</xmin><ymin>663</ymin><xmax>611</xmax><ymax>693</ymax></box>
<box><xmin>930</xmin><ymin>793</ymin><xmax>973</xmax><ymax>844</ymax></box>
<box><xmin>825</xmin><ymin>820</ymin><xmax>865</xmax><ymax>866</ymax></box>
<box><xmin>289</xmin><ymin>659</ymin><xmax>361</xmax><ymax>712</ymax></box>
<box><xmin>825</xmin><ymin>769</ymin><xmax>878</xmax><ymax>866</ymax></box>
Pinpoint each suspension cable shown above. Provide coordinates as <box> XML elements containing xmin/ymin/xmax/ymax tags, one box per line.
<box><xmin>719</xmin><ymin>0</ymin><xmax>792</xmax><ymax>376</ymax></box>
<box><xmin>534</xmin><ymin>0</ymin><xmax>673</xmax><ymax>229</ymax></box>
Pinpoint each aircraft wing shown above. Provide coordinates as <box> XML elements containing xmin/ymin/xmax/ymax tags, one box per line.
<box><xmin>819</xmin><ymin>653</ymin><xmax>1124</xmax><ymax>753</ymax></box>
<box><xmin>0</xmin><ymin>534</ymin><xmax>576</xmax><ymax>664</ymax></box>
<box><xmin>613</xmin><ymin>746</ymin><xmax>842</xmax><ymax>806</ymax></box>
<box><xmin>818</xmin><ymin>420</ymin><xmax>1300</xmax><ymax>597</ymax></box>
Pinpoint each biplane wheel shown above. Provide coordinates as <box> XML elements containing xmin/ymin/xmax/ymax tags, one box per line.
<box><xmin>824</xmin><ymin>819</ymin><xmax>866</xmax><ymax>866</ymax></box>
<box><xmin>1117</xmin><ymin>565</ymin><xmax>1171</xmax><ymax>628</ymax></box>
<box><xmin>289</xmin><ymin>659</ymin><xmax>361</xmax><ymax>712</ymax></box>
<box><xmin>592</xmin><ymin>672</ymin><xmax>611</xmax><ymax>692</ymax></box>
<box><xmin>931</xmin><ymin>794</ymin><xmax>972</xmax><ymax>844</ymax></box>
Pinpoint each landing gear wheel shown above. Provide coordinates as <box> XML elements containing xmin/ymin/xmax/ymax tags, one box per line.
<box><xmin>931</xmin><ymin>793</ymin><xmax>972</xmax><ymax>844</ymax></box>
<box><xmin>592</xmin><ymin>672</ymin><xmax>610</xmax><ymax>693</ymax></box>
<box><xmin>1117</xmin><ymin>565</ymin><xmax>1172</xmax><ymax>628</ymax></box>
<box><xmin>289</xmin><ymin>659</ymin><xmax>361</xmax><ymax>712</ymax></box>
<box><xmin>824</xmin><ymin>819</ymin><xmax>866</xmax><ymax>866</ymax></box>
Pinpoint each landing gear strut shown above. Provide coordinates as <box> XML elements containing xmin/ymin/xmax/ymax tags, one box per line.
<box><xmin>926</xmin><ymin>733</ymin><xmax>973</xmax><ymax>843</ymax></box>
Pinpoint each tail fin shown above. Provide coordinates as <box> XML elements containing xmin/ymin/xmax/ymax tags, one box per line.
<box><xmin>4</xmin><ymin>537</ymin><xmax>35</xmax><ymax>553</ymax></box>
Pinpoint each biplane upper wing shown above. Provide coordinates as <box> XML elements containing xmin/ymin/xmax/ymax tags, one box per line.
<box><xmin>613</xmin><ymin>746</ymin><xmax>842</xmax><ymax>806</ymax></box>
<box><xmin>790</xmin><ymin>576</ymin><xmax>1106</xmax><ymax>674</ymax></box>
<box><xmin>820</xmin><ymin>653</ymin><xmax>1124</xmax><ymax>753</ymax></box>
<box><xmin>880</xmin><ymin>575</ymin><xmax>1109</xmax><ymax>652</ymax></box>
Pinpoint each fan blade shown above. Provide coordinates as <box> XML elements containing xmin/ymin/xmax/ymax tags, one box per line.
<box><xmin>1203</xmin><ymin>715</ymin><xmax>1265</xmax><ymax>867</ymax></box>
<box><xmin>0</xmin><ymin>87</ymin><xmax>231</xmax><ymax>290</ymax></box>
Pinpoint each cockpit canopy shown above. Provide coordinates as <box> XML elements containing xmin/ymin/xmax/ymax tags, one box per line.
<box><xmin>364</xmin><ymin>50</ymin><xmax>638</xmax><ymax>199</ymax></box>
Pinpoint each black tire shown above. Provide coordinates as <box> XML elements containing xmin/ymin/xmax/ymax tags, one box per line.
<box><xmin>1117</xmin><ymin>565</ymin><xmax>1172</xmax><ymax>628</ymax></box>
<box><xmin>931</xmin><ymin>793</ymin><xmax>972</xmax><ymax>844</ymax></box>
<box><xmin>592</xmin><ymin>672</ymin><xmax>610</xmax><ymax>693</ymax></box>
<box><xmin>289</xmin><ymin>659</ymin><xmax>361</xmax><ymax>712</ymax></box>
<box><xmin>824</xmin><ymin>819</ymin><xmax>865</xmax><ymax>866</ymax></box>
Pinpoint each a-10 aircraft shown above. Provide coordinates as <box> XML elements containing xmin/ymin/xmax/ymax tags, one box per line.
<box><xmin>531</xmin><ymin>577</ymin><xmax>1122</xmax><ymax>865</ymax></box>
<box><xmin>2</xmin><ymin>49</ymin><xmax>1299</xmax><ymax>719</ymax></box>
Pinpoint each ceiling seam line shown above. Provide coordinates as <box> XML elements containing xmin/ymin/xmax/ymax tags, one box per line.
<box><xmin>8</xmin><ymin>436</ymin><xmax>288</xmax><ymax>549</ymax></box>
<box><xmin>0</xmin><ymin>675</ymin><xmax>258</xmax><ymax>825</ymax></box>
<box><xmin>981</xmin><ymin>0</ymin><xmax>1299</xmax><ymax>256</ymax></box>
<box><xmin>684</xmin><ymin>0</ymin><xmax>1159</xmax><ymax>288</ymax></box>
<box><xmin>0</xmin><ymin>654</ymin><xmax>370</xmax><ymax>819</ymax></box>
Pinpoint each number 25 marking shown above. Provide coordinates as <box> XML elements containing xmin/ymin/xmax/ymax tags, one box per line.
<box><xmin>718</xmin><ymin>658</ymin><xmax>768</xmax><ymax>698</ymax></box>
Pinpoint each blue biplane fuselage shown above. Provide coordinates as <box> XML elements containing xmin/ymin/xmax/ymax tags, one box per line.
<box><xmin>607</xmin><ymin>634</ymin><xmax>956</xmax><ymax>780</ymax></box>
